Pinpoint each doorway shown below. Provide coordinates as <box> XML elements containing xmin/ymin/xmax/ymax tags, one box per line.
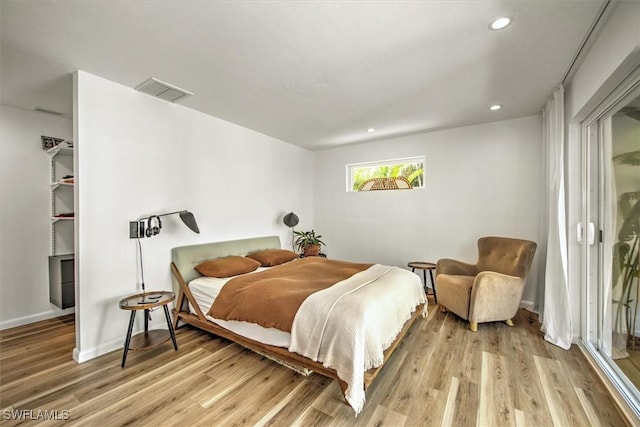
<box><xmin>583</xmin><ymin>76</ymin><xmax>640</xmax><ymax>413</ymax></box>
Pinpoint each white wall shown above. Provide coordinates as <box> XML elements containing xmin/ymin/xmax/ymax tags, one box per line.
<box><xmin>313</xmin><ymin>115</ymin><xmax>542</xmax><ymax>305</ymax></box>
<box><xmin>0</xmin><ymin>105</ymin><xmax>74</xmax><ymax>328</ymax></box>
<box><xmin>74</xmin><ymin>71</ymin><xmax>314</xmax><ymax>361</ymax></box>
<box><xmin>565</xmin><ymin>0</ymin><xmax>640</xmax><ymax>341</ymax></box>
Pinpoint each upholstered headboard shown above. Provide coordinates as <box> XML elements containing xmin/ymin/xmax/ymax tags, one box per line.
<box><xmin>171</xmin><ymin>235</ymin><xmax>281</xmax><ymax>287</ymax></box>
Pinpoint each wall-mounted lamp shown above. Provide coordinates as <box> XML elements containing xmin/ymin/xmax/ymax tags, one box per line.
<box><xmin>283</xmin><ymin>212</ymin><xmax>299</xmax><ymax>228</ymax></box>
<box><xmin>283</xmin><ymin>212</ymin><xmax>299</xmax><ymax>251</ymax></box>
<box><xmin>129</xmin><ymin>210</ymin><xmax>200</xmax><ymax>239</ymax></box>
<box><xmin>129</xmin><ymin>210</ymin><xmax>200</xmax><ymax>294</ymax></box>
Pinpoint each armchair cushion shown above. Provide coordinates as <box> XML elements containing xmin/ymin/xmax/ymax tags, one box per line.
<box><xmin>435</xmin><ymin>274</ymin><xmax>474</xmax><ymax>320</ymax></box>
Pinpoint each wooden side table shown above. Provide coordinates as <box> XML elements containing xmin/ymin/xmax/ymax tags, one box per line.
<box><xmin>119</xmin><ymin>290</ymin><xmax>178</xmax><ymax>367</ymax></box>
<box><xmin>408</xmin><ymin>262</ymin><xmax>437</xmax><ymax>304</ymax></box>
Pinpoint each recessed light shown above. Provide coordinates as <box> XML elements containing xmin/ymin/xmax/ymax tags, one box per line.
<box><xmin>368</xmin><ymin>128</ymin><xmax>376</xmax><ymax>133</ymax></box>
<box><xmin>490</xmin><ymin>104</ymin><xmax>502</xmax><ymax>111</ymax></box>
<box><xmin>490</xmin><ymin>17</ymin><xmax>511</xmax><ymax>30</ymax></box>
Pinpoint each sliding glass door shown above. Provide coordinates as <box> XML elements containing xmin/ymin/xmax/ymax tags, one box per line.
<box><xmin>583</xmin><ymin>82</ymin><xmax>640</xmax><ymax>412</ymax></box>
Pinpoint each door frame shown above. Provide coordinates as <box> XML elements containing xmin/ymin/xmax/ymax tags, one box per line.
<box><xmin>578</xmin><ymin>66</ymin><xmax>640</xmax><ymax>419</ymax></box>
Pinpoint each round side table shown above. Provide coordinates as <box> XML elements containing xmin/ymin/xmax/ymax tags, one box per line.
<box><xmin>408</xmin><ymin>262</ymin><xmax>437</xmax><ymax>304</ymax></box>
<box><xmin>119</xmin><ymin>290</ymin><xmax>178</xmax><ymax>367</ymax></box>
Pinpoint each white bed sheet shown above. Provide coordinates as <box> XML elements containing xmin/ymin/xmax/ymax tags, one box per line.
<box><xmin>188</xmin><ymin>268</ymin><xmax>292</xmax><ymax>348</ymax></box>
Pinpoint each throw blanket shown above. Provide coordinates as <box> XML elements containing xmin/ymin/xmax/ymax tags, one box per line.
<box><xmin>289</xmin><ymin>265</ymin><xmax>426</xmax><ymax>414</ymax></box>
<box><xmin>208</xmin><ymin>257</ymin><xmax>372</xmax><ymax>332</ymax></box>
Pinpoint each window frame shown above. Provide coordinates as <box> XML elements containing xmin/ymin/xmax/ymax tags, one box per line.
<box><xmin>346</xmin><ymin>155</ymin><xmax>425</xmax><ymax>192</ymax></box>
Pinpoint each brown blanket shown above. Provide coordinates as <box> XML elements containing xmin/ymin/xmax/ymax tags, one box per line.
<box><xmin>208</xmin><ymin>257</ymin><xmax>372</xmax><ymax>332</ymax></box>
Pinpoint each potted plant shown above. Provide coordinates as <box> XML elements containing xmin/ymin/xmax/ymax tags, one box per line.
<box><xmin>294</xmin><ymin>230</ymin><xmax>325</xmax><ymax>256</ymax></box>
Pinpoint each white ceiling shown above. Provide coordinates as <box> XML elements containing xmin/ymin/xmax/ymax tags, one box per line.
<box><xmin>0</xmin><ymin>1</ymin><xmax>607</xmax><ymax>150</ymax></box>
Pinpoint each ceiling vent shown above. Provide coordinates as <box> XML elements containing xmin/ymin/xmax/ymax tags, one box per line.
<box><xmin>134</xmin><ymin>77</ymin><xmax>193</xmax><ymax>103</ymax></box>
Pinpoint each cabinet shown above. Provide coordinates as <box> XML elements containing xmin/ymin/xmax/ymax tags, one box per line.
<box><xmin>48</xmin><ymin>141</ymin><xmax>75</xmax><ymax>308</ymax></box>
<box><xmin>49</xmin><ymin>254</ymin><xmax>75</xmax><ymax>309</ymax></box>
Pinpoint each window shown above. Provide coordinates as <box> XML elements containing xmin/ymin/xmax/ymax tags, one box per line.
<box><xmin>347</xmin><ymin>156</ymin><xmax>425</xmax><ymax>192</ymax></box>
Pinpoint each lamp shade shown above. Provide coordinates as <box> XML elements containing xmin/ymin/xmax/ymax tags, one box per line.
<box><xmin>179</xmin><ymin>210</ymin><xmax>200</xmax><ymax>234</ymax></box>
<box><xmin>283</xmin><ymin>212</ymin><xmax>299</xmax><ymax>228</ymax></box>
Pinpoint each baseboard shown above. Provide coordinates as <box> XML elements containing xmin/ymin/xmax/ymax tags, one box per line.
<box><xmin>519</xmin><ymin>300</ymin><xmax>535</xmax><ymax>311</ymax></box>
<box><xmin>0</xmin><ymin>307</ymin><xmax>75</xmax><ymax>331</ymax></box>
<box><xmin>73</xmin><ymin>336</ymin><xmax>123</xmax><ymax>364</ymax></box>
<box><xmin>72</xmin><ymin>324</ymin><xmax>152</xmax><ymax>363</ymax></box>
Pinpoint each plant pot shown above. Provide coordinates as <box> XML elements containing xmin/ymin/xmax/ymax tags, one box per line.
<box><xmin>303</xmin><ymin>244</ymin><xmax>320</xmax><ymax>257</ymax></box>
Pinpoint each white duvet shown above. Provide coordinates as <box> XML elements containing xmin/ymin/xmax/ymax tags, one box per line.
<box><xmin>289</xmin><ymin>264</ymin><xmax>426</xmax><ymax>414</ymax></box>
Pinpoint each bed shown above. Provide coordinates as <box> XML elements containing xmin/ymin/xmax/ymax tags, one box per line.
<box><xmin>170</xmin><ymin>235</ymin><xmax>426</xmax><ymax>414</ymax></box>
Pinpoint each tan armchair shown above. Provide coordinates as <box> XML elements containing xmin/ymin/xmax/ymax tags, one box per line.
<box><xmin>435</xmin><ymin>236</ymin><xmax>537</xmax><ymax>332</ymax></box>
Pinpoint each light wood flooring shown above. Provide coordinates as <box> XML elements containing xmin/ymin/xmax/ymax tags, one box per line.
<box><xmin>615</xmin><ymin>349</ymin><xmax>640</xmax><ymax>392</ymax></box>
<box><xmin>0</xmin><ymin>300</ymin><xmax>629</xmax><ymax>426</ymax></box>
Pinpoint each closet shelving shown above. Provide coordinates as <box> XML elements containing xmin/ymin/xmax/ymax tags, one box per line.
<box><xmin>48</xmin><ymin>141</ymin><xmax>75</xmax><ymax>309</ymax></box>
<box><xmin>48</xmin><ymin>142</ymin><xmax>74</xmax><ymax>246</ymax></box>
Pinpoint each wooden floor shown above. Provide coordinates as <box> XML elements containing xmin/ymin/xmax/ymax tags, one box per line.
<box><xmin>615</xmin><ymin>348</ymin><xmax>640</xmax><ymax>392</ymax></box>
<box><xmin>0</xmin><ymin>300</ymin><xmax>629</xmax><ymax>426</ymax></box>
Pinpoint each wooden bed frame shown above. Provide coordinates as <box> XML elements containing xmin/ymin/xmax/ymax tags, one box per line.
<box><xmin>170</xmin><ymin>235</ymin><xmax>424</xmax><ymax>398</ymax></box>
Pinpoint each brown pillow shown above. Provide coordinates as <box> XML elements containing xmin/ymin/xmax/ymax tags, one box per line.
<box><xmin>246</xmin><ymin>249</ymin><xmax>298</xmax><ymax>267</ymax></box>
<box><xmin>195</xmin><ymin>256</ymin><xmax>261</xmax><ymax>278</ymax></box>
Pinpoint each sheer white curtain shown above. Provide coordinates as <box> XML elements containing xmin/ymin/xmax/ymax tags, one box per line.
<box><xmin>541</xmin><ymin>86</ymin><xmax>572</xmax><ymax>349</ymax></box>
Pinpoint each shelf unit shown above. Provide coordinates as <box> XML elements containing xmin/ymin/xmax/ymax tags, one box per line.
<box><xmin>48</xmin><ymin>142</ymin><xmax>75</xmax><ymax>309</ymax></box>
<box><xmin>48</xmin><ymin>142</ymin><xmax>74</xmax><ymax>253</ymax></box>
